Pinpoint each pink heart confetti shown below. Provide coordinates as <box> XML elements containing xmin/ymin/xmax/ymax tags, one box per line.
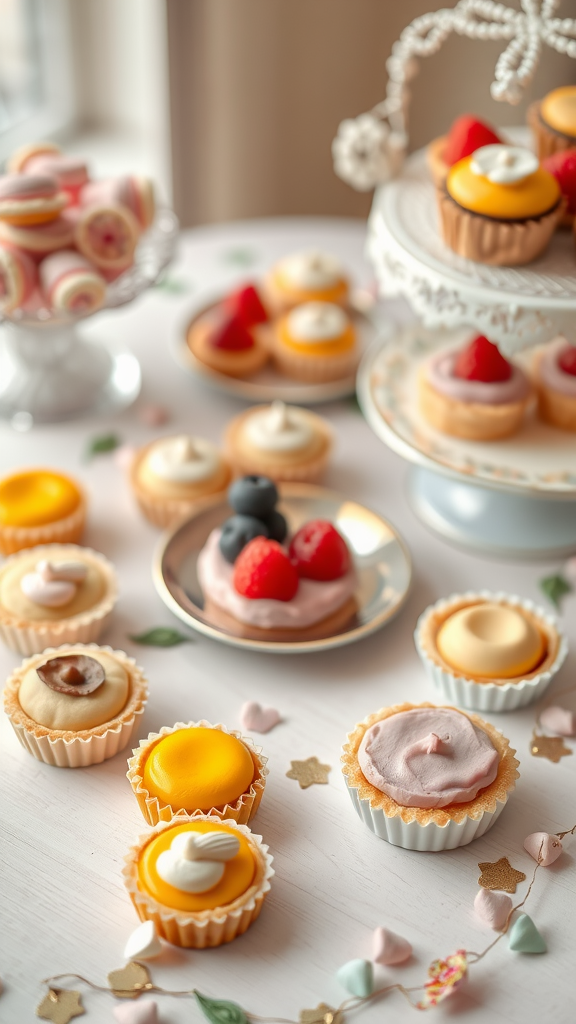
<box><xmin>372</xmin><ymin>926</ymin><xmax>412</xmax><ymax>965</ymax></box>
<box><xmin>523</xmin><ymin>832</ymin><xmax>563</xmax><ymax>866</ymax></box>
<box><xmin>540</xmin><ymin>706</ymin><xmax>576</xmax><ymax>737</ymax></box>
<box><xmin>113</xmin><ymin>998</ymin><xmax>158</xmax><ymax>1023</ymax></box>
<box><xmin>138</xmin><ymin>404</ymin><xmax>169</xmax><ymax>427</ymax></box>
<box><xmin>240</xmin><ymin>700</ymin><xmax>282</xmax><ymax>733</ymax></box>
<box><xmin>114</xmin><ymin>444</ymin><xmax>136</xmax><ymax>470</ymax></box>
<box><xmin>474</xmin><ymin>888</ymin><xmax>512</xmax><ymax>931</ymax></box>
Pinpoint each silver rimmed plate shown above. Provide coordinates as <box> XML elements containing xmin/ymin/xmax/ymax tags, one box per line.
<box><xmin>172</xmin><ymin>293</ymin><xmax>376</xmax><ymax>405</ymax></box>
<box><xmin>153</xmin><ymin>483</ymin><xmax>411</xmax><ymax>653</ymax></box>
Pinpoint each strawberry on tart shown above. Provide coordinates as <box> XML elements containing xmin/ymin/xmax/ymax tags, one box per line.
<box><xmin>427</xmin><ymin>114</ymin><xmax>502</xmax><ymax>189</ymax></box>
<box><xmin>534</xmin><ymin>337</ymin><xmax>576</xmax><ymax>431</ymax></box>
<box><xmin>187</xmin><ymin>284</ymin><xmax>271</xmax><ymax>378</ymax></box>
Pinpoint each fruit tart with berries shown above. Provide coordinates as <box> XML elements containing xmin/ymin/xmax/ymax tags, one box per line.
<box><xmin>534</xmin><ymin>337</ymin><xmax>576</xmax><ymax>432</ymax></box>
<box><xmin>196</xmin><ymin>475</ymin><xmax>357</xmax><ymax>641</ymax></box>
<box><xmin>186</xmin><ymin>283</ymin><xmax>271</xmax><ymax>378</ymax></box>
<box><xmin>426</xmin><ymin>114</ymin><xmax>502</xmax><ymax>189</ymax></box>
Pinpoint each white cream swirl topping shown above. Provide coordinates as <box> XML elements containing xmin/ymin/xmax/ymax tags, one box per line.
<box><xmin>286</xmin><ymin>302</ymin><xmax>348</xmax><ymax>344</ymax></box>
<box><xmin>243</xmin><ymin>401</ymin><xmax>314</xmax><ymax>453</ymax></box>
<box><xmin>146</xmin><ymin>435</ymin><xmax>221</xmax><ymax>484</ymax></box>
<box><xmin>156</xmin><ymin>830</ymin><xmax>241</xmax><ymax>893</ymax></box>
<box><xmin>20</xmin><ymin>559</ymin><xmax>87</xmax><ymax>608</ymax></box>
<box><xmin>471</xmin><ymin>145</ymin><xmax>539</xmax><ymax>184</ymax></box>
<box><xmin>278</xmin><ymin>250</ymin><xmax>343</xmax><ymax>290</ymax></box>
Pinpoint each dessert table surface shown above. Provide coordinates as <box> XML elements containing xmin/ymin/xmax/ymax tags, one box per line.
<box><xmin>1</xmin><ymin>217</ymin><xmax>574</xmax><ymax>1024</ymax></box>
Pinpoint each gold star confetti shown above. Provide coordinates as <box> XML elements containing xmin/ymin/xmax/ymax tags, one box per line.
<box><xmin>286</xmin><ymin>756</ymin><xmax>331</xmax><ymax>789</ymax></box>
<box><xmin>299</xmin><ymin>1004</ymin><xmax>342</xmax><ymax>1024</ymax></box>
<box><xmin>478</xmin><ymin>857</ymin><xmax>526</xmax><ymax>894</ymax></box>
<box><xmin>36</xmin><ymin>988</ymin><xmax>84</xmax><ymax>1024</ymax></box>
<box><xmin>531</xmin><ymin>733</ymin><xmax>573</xmax><ymax>763</ymax></box>
<box><xmin>107</xmin><ymin>962</ymin><xmax>154</xmax><ymax>999</ymax></box>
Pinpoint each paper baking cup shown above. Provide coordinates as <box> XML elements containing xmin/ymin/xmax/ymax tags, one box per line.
<box><xmin>341</xmin><ymin>703</ymin><xmax>519</xmax><ymax>852</ymax></box>
<box><xmin>3</xmin><ymin>644</ymin><xmax>148</xmax><ymax>768</ymax></box>
<box><xmin>127</xmin><ymin>720</ymin><xmax>268</xmax><ymax>826</ymax></box>
<box><xmin>0</xmin><ymin>493</ymin><xmax>86</xmax><ymax>555</ymax></box>
<box><xmin>271</xmin><ymin>342</ymin><xmax>358</xmax><ymax>384</ymax></box>
<box><xmin>130</xmin><ymin>445</ymin><xmax>231</xmax><ymax>530</ymax></box>
<box><xmin>527</xmin><ymin>100</ymin><xmax>575</xmax><ymax>161</ymax></box>
<box><xmin>122</xmin><ymin>814</ymin><xmax>274</xmax><ymax>948</ymax></box>
<box><xmin>426</xmin><ymin>136</ymin><xmax>448</xmax><ymax>188</ymax></box>
<box><xmin>224</xmin><ymin>409</ymin><xmax>333</xmax><ymax>483</ymax></box>
<box><xmin>0</xmin><ymin>545</ymin><xmax>118</xmax><ymax>655</ymax></box>
<box><xmin>415</xmin><ymin>591</ymin><xmax>567</xmax><ymax>712</ymax></box>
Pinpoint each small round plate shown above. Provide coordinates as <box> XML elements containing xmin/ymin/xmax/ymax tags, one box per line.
<box><xmin>153</xmin><ymin>483</ymin><xmax>411</xmax><ymax>653</ymax></box>
<box><xmin>172</xmin><ymin>293</ymin><xmax>376</xmax><ymax>405</ymax></box>
<box><xmin>358</xmin><ymin>323</ymin><xmax>576</xmax><ymax>498</ymax></box>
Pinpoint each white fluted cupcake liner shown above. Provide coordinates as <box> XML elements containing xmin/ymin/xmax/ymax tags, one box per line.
<box><xmin>9</xmin><ymin>713</ymin><xmax>144</xmax><ymax>767</ymax></box>
<box><xmin>344</xmin><ymin>773</ymin><xmax>508</xmax><ymax>851</ymax></box>
<box><xmin>122</xmin><ymin>814</ymin><xmax>274</xmax><ymax>948</ymax></box>
<box><xmin>415</xmin><ymin>591</ymin><xmax>567</xmax><ymax>712</ymax></box>
<box><xmin>0</xmin><ymin>493</ymin><xmax>86</xmax><ymax>555</ymax></box>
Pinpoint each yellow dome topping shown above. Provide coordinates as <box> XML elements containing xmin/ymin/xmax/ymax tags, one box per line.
<box><xmin>142</xmin><ymin>727</ymin><xmax>255</xmax><ymax>813</ymax></box>
<box><xmin>437</xmin><ymin>602</ymin><xmax>546</xmax><ymax>679</ymax></box>
<box><xmin>447</xmin><ymin>155</ymin><xmax>560</xmax><ymax>220</ymax></box>
<box><xmin>0</xmin><ymin>470</ymin><xmax>82</xmax><ymax>528</ymax></box>
<box><xmin>137</xmin><ymin>820</ymin><xmax>256</xmax><ymax>912</ymax></box>
<box><xmin>541</xmin><ymin>86</ymin><xmax>576</xmax><ymax>137</ymax></box>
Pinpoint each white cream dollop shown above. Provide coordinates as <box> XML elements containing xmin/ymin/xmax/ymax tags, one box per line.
<box><xmin>470</xmin><ymin>144</ymin><xmax>539</xmax><ymax>184</ymax></box>
<box><xmin>20</xmin><ymin>559</ymin><xmax>87</xmax><ymax>608</ymax></box>
<box><xmin>243</xmin><ymin>401</ymin><xmax>314</xmax><ymax>452</ymax></box>
<box><xmin>278</xmin><ymin>249</ymin><xmax>343</xmax><ymax>291</ymax></box>
<box><xmin>286</xmin><ymin>302</ymin><xmax>348</xmax><ymax>344</ymax></box>
<box><xmin>156</xmin><ymin>830</ymin><xmax>241</xmax><ymax>893</ymax></box>
<box><xmin>146</xmin><ymin>435</ymin><xmax>221</xmax><ymax>484</ymax></box>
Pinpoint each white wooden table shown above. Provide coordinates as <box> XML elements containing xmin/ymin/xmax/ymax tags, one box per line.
<box><xmin>1</xmin><ymin>219</ymin><xmax>574</xmax><ymax>1024</ymax></box>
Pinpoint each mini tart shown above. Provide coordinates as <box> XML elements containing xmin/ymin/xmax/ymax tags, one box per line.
<box><xmin>122</xmin><ymin>814</ymin><xmax>274</xmax><ymax>948</ymax></box>
<box><xmin>427</xmin><ymin>135</ymin><xmax>452</xmax><ymax>189</ymax></box>
<box><xmin>418</xmin><ymin>365</ymin><xmax>532</xmax><ymax>441</ymax></box>
<box><xmin>3</xmin><ymin>643</ymin><xmax>148</xmax><ymax>768</ymax></box>
<box><xmin>415</xmin><ymin>592</ymin><xmax>566</xmax><ymax>712</ymax></box>
<box><xmin>224</xmin><ymin>403</ymin><xmax>333</xmax><ymax>483</ymax></box>
<box><xmin>534</xmin><ymin>340</ymin><xmax>576</xmax><ymax>431</ymax></box>
<box><xmin>342</xmin><ymin>702</ymin><xmax>519</xmax><ymax>851</ymax></box>
<box><xmin>271</xmin><ymin>303</ymin><xmax>358</xmax><ymax>383</ymax></box>
<box><xmin>186</xmin><ymin>309</ymin><xmax>269</xmax><ymax>379</ymax></box>
<box><xmin>0</xmin><ymin>544</ymin><xmax>117</xmax><ymax>655</ymax></box>
<box><xmin>130</xmin><ymin>436</ymin><xmax>232</xmax><ymax>530</ymax></box>
<box><xmin>127</xmin><ymin>720</ymin><xmax>268</xmax><ymax>826</ymax></box>
<box><xmin>528</xmin><ymin>88</ymin><xmax>576</xmax><ymax>161</ymax></box>
<box><xmin>0</xmin><ymin>468</ymin><xmax>86</xmax><ymax>555</ymax></box>
<box><xmin>263</xmin><ymin>251</ymin><xmax>349</xmax><ymax>316</ymax></box>
<box><xmin>439</xmin><ymin>154</ymin><xmax>562</xmax><ymax>265</ymax></box>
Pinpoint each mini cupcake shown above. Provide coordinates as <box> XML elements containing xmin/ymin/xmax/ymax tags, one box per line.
<box><xmin>225</xmin><ymin>401</ymin><xmax>333</xmax><ymax>482</ymax></box>
<box><xmin>130</xmin><ymin>435</ymin><xmax>232</xmax><ymax>529</ymax></box>
<box><xmin>122</xmin><ymin>814</ymin><xmax>274</xmax><ymax>948</ymax></box>
<box><xmin>415</xmin><ymin>592</ymin><xmax>566</xmax><ymax>712</ymax></box>
<box><xmin>419</xmin><ymin>334</ymin><xmax>533</xmax><ymax>440</ymax></box>
<box><xmin>127</xmin><ymin>720</ymin><xmax>268</xmax><ymax>826</ymax></box>
<box><xmin>528</xmin><ymin>86</ymin><xmax>576</xmax><ymax>161</ymax></box>
<box><xmin>271</xmin><ymin>302</ymin><xmax>358</xmax><ymax>383</ymax></box>
<box><xmin>263</xmin><ymin>249</ymin><xmax>349</xmax><ymax>315</ymax></box>
<box><xmin>342</xmin><ymin>703</ymin><xmax>519</xmax><ymax>851</ymax></box>
<box><xmin>0</xmin><ymin>544</ymin><xmax>117</xmax><ymax>655</ymax></box>
<box><xmin>0</xmin><ymin>468</ymin><xmax>86</xmax><ymax>555</ymax></box>
<box><xmin>535</xmin><ymin>337</ymin><xmax>576</xmax><ymax>430</ymax></box>
<box><xmin>427</xmin><ymin>114</ymin><xmax>502</xmax><ymax>189</ymax></box>
<box><xmin>438</xmin><ymin>144</ymin><xmax>562</xmax><ymax>265</ymax></box>
<box><xmin>4</xmin><ymin>643</ymin><xmax>148</xmax><ymax>767</ymax></box>
<box><xmin>186</xmin><ymin>308</ymin><xmax>269</xmax><ymax>379</ymax></box>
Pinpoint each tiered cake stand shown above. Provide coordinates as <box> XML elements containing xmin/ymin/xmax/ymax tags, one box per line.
<box><xmin>358</xmin><ymin>143</ymin><xmax>576</xmax><ymax>559</ymax></box>
<box><xmin>0</xmin><ymin>208</ymin><xmax>179</xmax><ymax>425</ymax></box>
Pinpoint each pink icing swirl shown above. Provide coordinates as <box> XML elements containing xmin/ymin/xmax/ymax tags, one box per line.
<box><xmin>358</xmin><ymin>707</ymin><xmax>499</xmax><ymax>808</ymax></box>
<box><xmin>426</xmin><ymin>351</ymin><xmax>531</xmax><ymax>406</ymax></box>
<box><xmin>538</xmin><ymin>338</ymin><xmax>576</xmax><ymax>398</ymax></box>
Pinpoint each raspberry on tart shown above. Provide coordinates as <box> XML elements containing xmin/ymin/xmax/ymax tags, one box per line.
<box><xmin>289</xmin><ymin>519</ymin><xmax>351</xmax><ymax>581</ymax></box>
<box><xmin>559</xmin><ymin>346</ymin><xmax>576</xmax><ymax>375</ymax></box>
<box><xmin>210</xmin><ymin>313</ymin><xmax>254</xmax><ymax>351</ymax></box>
<box><xmin>233</xmin><ymin>537</ymin><xmax>299</xmax><ymax>601</ymax></box>
<box><xmin>453</xmin><ymin>335</ymin><xmax>512</xmax><ymax>383</ymax></box>
<box><xmin>543</xmin><ymin>149</ymin><xmax>576</xmax><ymax>221</ymax></box>
<box><xmin>223</xmin><ymin>284</ymin><xmax>269</xmax><ymax>327</ymax></box>
<box><xmin>187</xmin><ymin>308</ymin><xmax>269</xmax><ymax>378</ymax></box>
<box><xmin>443</xmin><ymin>116</ymin><xmax>502</xmax><ymax>166</ymax></box>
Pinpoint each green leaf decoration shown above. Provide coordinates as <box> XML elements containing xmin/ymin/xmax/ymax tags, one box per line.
<box><xmin>539</xmin><ymin>573</ymin><xmax>572</xmax><ymax>610</ymax></box>
<box><xmin>154</xmin><ymin>274</ymin><xmax>191</xmax><ymax>294</ymax></box>
<box><xmin>128</xmin><ymin>627</ymin><xmax>192</xmax><ymax>647</ymax></box>
<box><xmin>85</xmin><ymin>433</ymin><xmax>121</xmax><ymax>460</ymax></box>
<box><xmin>348</xmin><ymin>393</ymin><xmax>363</xmax><ymax>414</ymax></box>
<box><xmin>195</xmin><ymin>991</ymin><xmax>248</xmax><ymax>1024</ymax></box>
<box><xmin>220</xmin><ymin>247</ymin><xmax>257</xmax><ymax>266</ymax></box>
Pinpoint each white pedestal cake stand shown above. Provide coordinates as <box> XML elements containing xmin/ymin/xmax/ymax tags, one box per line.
<box><xmin>362</xmin><ymin>146</ymin><xmax>576</xmax><ymax>559</ymax></box>
<box><xmin>0</xmin><ymin>208</ymin><xmax>179</xmax><ymax>425</ymax></box>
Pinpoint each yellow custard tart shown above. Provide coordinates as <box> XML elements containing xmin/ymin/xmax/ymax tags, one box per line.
<box><xmin>3</xmin><ymin>643</ymin><xmax>148</xmax><ymax>767</ymax></box>
<box><xmin>0</xmin><ymin>468</ymin><xmax>86</xmax><ymax>554</ymax></box>
<box><xmin>224</xmin><ymin>401</ymin><xmax>333</xmax><ymax>483</ymax></box>
<box><xmin>415</xmin><ymin>592</ymin><xmax>566</xmax><ymax>712</ymax></box>
<box><xmin>263</xmin><ymin>249</ymin><xmax>349</xmax><ymax>315</ymax></box>
<box><xmin>127</xmin><ymin>720</ymin><xmax>268</xmax><ymax>826</ymax></box>
<box><xmin>528</xmin><ymin>85</ymin><xmax>576</xmax><ymax>160</ymax></box>
<box><xmin>130</xmin><ymin>434</ymin><xmax>232</xmax><ymax>529</ymax></box>
<box><xmin>271</xmin><ymin>301</ymin><xmax>357</xmax><ymax>383</ymax></box>
<box><xmin>438</xmin><ymin>144</ymin><xmax>562</xmax><ymax>265</ymax></box>
<box><xmin>0</xmin><ymin>544</ymin><xmax>117</xmax><ymax>655</ymax></box>
<box><xmin>122</xmin><ymin>815</ymin><xmax>274</xmax><ymax>948</ymax></box>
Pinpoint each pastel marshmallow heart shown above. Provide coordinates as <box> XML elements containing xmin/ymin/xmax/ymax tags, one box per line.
<box><xmin>540</xmin><ymin>706</ymin><xmax>576</xmax><ymax>737</ymax></box>
<box><xmin>508</xmin><ymin>914</ymin><xmax>547</xmax><ymax>954</ymax></box>
<box><xmin>523</xmin><ymin>832</ymin><xmax>563</xmax><ymax>866</ymax></box>
<box><xmin>20</xmin><ymin>572</ymin><xmax>76</xmax><ymax>608</ymax></box>
<box><xmin>372</xmin><ymin>926</ymin><xmax>412</xmax><ymax>965</ymax></box>
<box><xmin>113</xmin><ymin>999</ymin><xmax>159</xmax><ymax>1024</ymax></box>
<box><xmin>37</xmin><ymin>559</ymin><xmax>87</xmax><ymax>583</ymax></box>
<box><xmin>240</xmin><ymin>700</ymin><xmax>282</xmax><ymax>733</ymax></box>
<box><xmin>123</xmin><ymin>920</ymin><xmax>163</xmax><ymax>961</ymax></box>
<box><xmin>336</xmin><ymin>958</ymin><xmax>374</xmax><ymax>998</ymax></box>
<box><xmin>474</xmin><ymin>888</ymin><xmax>512</xmax><ymax>931</ymax></box>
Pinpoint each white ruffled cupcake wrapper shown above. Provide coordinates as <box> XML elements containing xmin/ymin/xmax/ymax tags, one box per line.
<box><xmin>414</xmin><ymin>591</ymin><xmax>567</xmax><ymax>713</ymax></box>
<box><xmin>9</xmin><ymin>709</ymin><xmax>145</xmax><ymax>768</ymax></box>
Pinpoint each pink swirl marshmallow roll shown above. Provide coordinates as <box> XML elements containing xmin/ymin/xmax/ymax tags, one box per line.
<box><xmin>0</xmin><ymin>244</ymin><xmax>38</xmax><ymax>313</ymax></box>
<box><xmin>75</xmin><ymin>204</ymin><xmax>139</xmax><ymax>272</ymax></box>
<box><xmin>40</xmin><ymin>250</ymin><xmax>106</xmax><ymax>315</ymax></box>
<box><xmin>81</xmin><ymin>176</ymin><xmax>155</xmax><ymax>230</ymax></box>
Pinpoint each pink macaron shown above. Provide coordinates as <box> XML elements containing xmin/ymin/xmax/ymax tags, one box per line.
<box><xmin>0</xmin><ymin>244</ymin><xmax>38</xmax><ymax>313</ymax></box>
<box><xmin>7</xmin><ymin>141</ymin><xmax>62</xmax><ymax>174</ymax></box>
<box><xmin>81</xmin><ymin>175</ymin><xmax>155</xmax><ymax>230</ymax></box>
<box><xmin>0</xmin><ymin>210</ymin><xmax>76</xmax><ymax>257</ymax></box>
<box><xmin>75</xmin><ymin>204</ymin><xmax>139</xmax><ymax>272</ymax></box>
<box><xmin>40</xmin><ymin>249</ymin><xmax>107</xmax><ymax>316</ymax></box>
<box><xmin>0</xmin><ymin>173</ymin><xmax>67</xmax><ymax>225</ymax></box>
<box><xmin>25</xmin><ymin>155</ymin><xmax>89</xmax><ymax>205</ymax></box>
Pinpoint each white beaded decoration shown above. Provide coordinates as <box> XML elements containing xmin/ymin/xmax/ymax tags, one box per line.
<box><xmin>333</xmin><ymin>0</ymin><xmax>576</xmax><ymax>190</ymax></box>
